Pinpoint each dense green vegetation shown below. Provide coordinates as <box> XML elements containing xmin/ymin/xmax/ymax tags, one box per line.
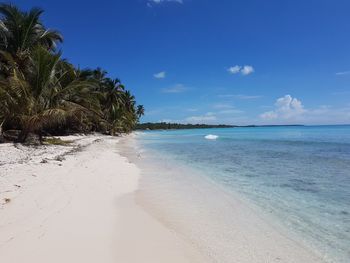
<box><xmin>0</xmin><ymin>4</ymin><xmax>144</xmax><ymax>143</ymax></box>
<box><xmin>135</xmin><ymin>122</ymin><xmax>234</xmax><ymax>130</ymax></box>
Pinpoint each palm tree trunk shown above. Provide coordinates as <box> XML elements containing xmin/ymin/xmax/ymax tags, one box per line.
<box><xmin>17</xmin><ymin>129</ymin><xmax>28</xmax><ymax>143</ymax></box>
<box><xmin>38</xmin><ymin>130</ymin><xmax>43</xmax><ymax>144</ymax></box>
<box><xmin>0</xmin><ymin>120</ymin><xmax>5</xmax><ymax>143</ymax></box>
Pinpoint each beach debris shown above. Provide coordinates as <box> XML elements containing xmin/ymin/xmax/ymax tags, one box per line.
<box><xmin>205</xmin><ymin>134</ymin><xmax>219</xmax><ymax>140</ymax></box>
<box><xmin>4</xmin><ymin>198</ymin><xmax>11</xmax><ymax>204</ymax></box>
<box><xmin>14</xmin><ymin>184</ymin><xmax>21</xmax><ymax>188</ymax></box>
<box><xmin>54</xmin><ymin>155</ymin><xmax>65</xmax><ymax>162</ymax></box>
<box><xmin>40</xmin><ymin>159</ymin><xmax>48</xmax><ymax>163</ymax></box>
<box><xmin>43</xmin><ymin>137</ymin><xmax>73</xmax><ymax>145</ymax></box>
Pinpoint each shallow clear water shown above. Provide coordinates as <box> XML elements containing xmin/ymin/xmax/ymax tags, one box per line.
<box><xmin>136</xmin><ymin>125</ymin><xmax>350</xmax><ymax>262</ymax></box>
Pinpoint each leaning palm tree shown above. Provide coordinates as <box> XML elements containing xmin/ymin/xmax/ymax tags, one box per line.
<box><xmin>0</xmin><ymin>46</ymin><xmax>101</xmax><ymax>142</ymax></box>
<box><xmin>118</xmin><ymin>90</ymin><xmax>137</xmax><ymax>132</ymax></box>
<box><xmin>136</xmin><ymin>105</ymin><xmax>145</xmax><ymax>119</ymax></box>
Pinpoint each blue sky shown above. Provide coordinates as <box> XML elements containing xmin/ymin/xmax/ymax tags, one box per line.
<box><xmin>12</xmin><ymin>0</ymin><xmax>350</xmax><ymax>125</ymax></box>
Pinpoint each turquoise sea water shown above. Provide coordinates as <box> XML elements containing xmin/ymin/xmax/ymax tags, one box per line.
<box><xmin>136</xmin><ymin>125</ymin><xmax>350</xmax><ymax>262</ymax></box>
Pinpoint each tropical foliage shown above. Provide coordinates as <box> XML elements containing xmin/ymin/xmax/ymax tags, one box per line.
<box><xmin>0</xmin><ymin>4</ymin><xmax>144</xmax><ymax>143</ymax></box>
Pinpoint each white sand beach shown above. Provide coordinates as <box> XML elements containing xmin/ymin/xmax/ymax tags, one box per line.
<box><xmin>0</xmin><ymin>135</ymin><xmax>205</xmax><ymax>263</ymax></box>
<box><xmin>0</xmin><ymin>134</ymin><xmax>325</xmax><ymax>263</ymax></box>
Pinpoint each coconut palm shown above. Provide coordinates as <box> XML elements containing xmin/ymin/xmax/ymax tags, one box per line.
<box><xmin>118</xmin><ymin>90</ymin><xmax>137</xmax><ymax>131</ymax></box>
<box><xmin>0</xmin><ymin>3</ymin><xmax>63</xmax><ymax>79</ymax></box>
<box><xmin>136</xmin><ymin>105</ymin><xmax>145</xmax><ymax>119</ymax></box>
<box><xmin>0</xmin><ymin>46</ymin><xmax>100</xmax><ymax>142</ymax></box>
<box><xmin>0</xmin><ymin>4</ymin><xmax>142</xmax><ymax>142</ymax></box>
<box><xmin>0</xmin><ymin>4</ymin><xmax>63</xmax><ymax>53</ymax></box>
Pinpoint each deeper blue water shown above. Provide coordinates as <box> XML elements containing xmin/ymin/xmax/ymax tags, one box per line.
<box><xmin>137</xmin><ymin>125</ymin><xmax>350</xmax><ymax>262</ymax></box>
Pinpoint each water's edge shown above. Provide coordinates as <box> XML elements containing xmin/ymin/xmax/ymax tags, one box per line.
<box><xmin>119</xmin><ymin>133</ymin><xmax>329</xmax><ymax>263</ymax></box>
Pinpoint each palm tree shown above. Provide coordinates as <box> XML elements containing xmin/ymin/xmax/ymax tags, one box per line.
<box><xmin>0</xmin><ymin>46</ymin><xmax>100</xmax><ymax>142</ymax></box>
<box><xmin>0</xmin><ymin>3</ymin><xmax>63</xmax><ymax>77</ymax></box>
<box><xmin>119</xmin><ymin>90</ymin><xmax>138</xmax><ymax>132</ymax></box>
<box><xmin>0</xmin><ymin>4</ymin><xmax>63</xmax><ymax>53</ymax></box>
<box><xmin>0</xmin><ymin>4</ymin><xmax>142</xmax><ymax>142</ymax></box>
<box><xmin>136</xmin><ymin>105</ymin><xmax>145</xmax><ymax>119</ymax></box>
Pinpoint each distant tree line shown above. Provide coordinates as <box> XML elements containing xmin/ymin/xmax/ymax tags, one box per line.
<box><xmin>136</xmin><ymin>123</ymin><xmax>305</xmax><ymax>130</ymax></box>
<box><xmin>0</xmin><ymin>4</ymin><xmax>144</xmax><ymax>143</ymax></box>
<box><xmin>135</xmin><ymin>122</ymin><xmax>234</xmax><ymax>130</ymax></box>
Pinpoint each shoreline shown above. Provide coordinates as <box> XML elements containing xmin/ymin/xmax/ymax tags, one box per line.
<box><xmin>0</xmin><ymin>134</ymin><xmax>205</xmax><ymax>263</ymax></box>
<box><xmin>124</xmin><ymin>133</ymin><xmax>327</xmax><ymax>263</ymax></box>
<box><xmin>0</xmin><ymin>133</ymin><xmax>326</xmax><ymax>263</ymax></box>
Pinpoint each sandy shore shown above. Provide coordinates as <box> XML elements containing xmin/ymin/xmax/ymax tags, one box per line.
<box><xmin>0</xmin><ymin>134</ymin><xmax>326</xmax><ymax>263</ymax></box>
<box><xmin>122</xmin><ymin>134</ymin><xmax>326</xmax><ymax>263</ymax></box>
<box><xmin>0</xmin><ymin>135</ymin><xmax>205</xmax><ymax>263</ymax></box>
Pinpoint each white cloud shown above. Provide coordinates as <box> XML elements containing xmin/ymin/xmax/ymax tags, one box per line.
<box><xmin>260</xmin><ymin>111</ymin><xmax>278</xmax><ymax>120</ymax></box>
<box><xmin>227</xmin><ymin>65</ymin><xmax>254</xmax><ymax>75</ymax></box>
<box><xmin>241</xmin><ymin>65</ymin><xmax>255</xmax><ymax>75</ymax></box>
<box><xmin>260</xmin><ymin>95</ymin><xmax>305</xmax><ymax>121</ymax></box>
<box><xmin>154</xmin><ymin>71</ymin><xmax>166</xmax><ymax>79</ymax></box>
<box><xmin>161</xmin><ymin>84</ymin><xmax>187</xmax><ymax>93</ymax></box>
<box><xmin>335</xmin><ymin>71</ymin><xmax>350</xmax><ymax>75</ymax></box>
<box><xmin>227</xmin><ymin>65</ymin><xmax>241</xmax><ymax>74</ymax></box>
<box><xmin>260</xmin><ymin>95</ymin><xmax>350</xmax><ymax>124</ymax></box>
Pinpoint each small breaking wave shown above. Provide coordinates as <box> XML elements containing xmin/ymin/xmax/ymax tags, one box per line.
<box><xmin>205</xmin><ymin>134</ymin><xmax>219</xmax><ymax>140</ymax></box>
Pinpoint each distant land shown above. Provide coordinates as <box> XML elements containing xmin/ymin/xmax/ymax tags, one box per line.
<box><xmin>135</xmin><ymin>122</ymin><xmax>304</xmax><ymax>130</ymax></box>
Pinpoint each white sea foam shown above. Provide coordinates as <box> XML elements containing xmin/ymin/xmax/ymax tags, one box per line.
<box><xmin>205</xmin><ymin>134</ymin><xmax>218</xmax><ymax>140</ymax></box>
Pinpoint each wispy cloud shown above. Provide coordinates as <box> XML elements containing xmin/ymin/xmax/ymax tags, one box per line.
<box><xmin>235</xmin><ymin>94</ymin><xmax>261</xmax><ymax>99</ymax></box>
<box><xmin>184</xmin><ymin>107</ymin><xmax>246</xmax><ymax>124</ymax></box>
<box><xmin>335</xmin><ymin>71</ymin><xmax>350</xmax><ymax>75</ymax></box>
<box><xmin>332</xmin><ymin>90</ymin><xmax>350</xmax><ymax>95</ymax></box>
<box><xmin>152</xmin><ymin>106</ymin><xmax>246</xmax><ymax>125</ymax></box>
<box><xmin>212</xmin><ymin>103</ymin><xmax>244</xmax><ymax>114</ymax></box>
<box><xmin>161</xmin><ymin>84</ymin><xmax>187</xmax><ymax>93</ymax></box>
<box><xmin>154</xmin><ymin>71</ymin><xmax>166</xmax><ymax>79</ymax></box>
<box><xmin>212</xmin><ymin>103</ymin><xmax>234</xmax><ymax>109</ymax></box>
<box><xmin>218</xmin><ymin>94</ymin><xmax>262</xmax><ymax>100</ymax></box>
<box><xmin>227</xmin><ymin>65</ymin><xmax>254</xmax><ymax>75</ymax></box>
<box><xmin>218</xmin><ymin>109</ymin><xmax>244</xmax><ymax>115</ymax></box>
<box><xmin>185</xmin><ymin>112</ymin><xmax>217</xmax><ymax>124</ymax></box>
